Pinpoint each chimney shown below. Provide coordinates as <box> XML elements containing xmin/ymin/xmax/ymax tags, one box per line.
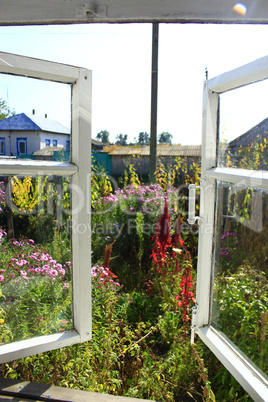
<box><xmin>32</xmin><ymin>109</ymin><xmax>35</xmax><ymax>115</ymax></box>
<box><xmin>45</xmin><ymin>114</ymin><xmax>47</xmax><ymax>119</ymax></box>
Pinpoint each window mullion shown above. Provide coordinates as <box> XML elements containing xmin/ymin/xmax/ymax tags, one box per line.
<box><xmin>71</xmin><ymin>68</ymin><xmax>92</xmax><ymax>342</ymax></box>
<box><xmin>0</xmin><ymin>160</ymin><xmax>78</xmax><ymax>176</ymax></box>
<box><xmin>194</xmin><ymin>82</ymin><xmax>218</xmax><ymax>329</ymax></box>
<box><xmin>206</xmin><ymin>167</ymin><xmax>268</xmax><ymax>189</ymax></box>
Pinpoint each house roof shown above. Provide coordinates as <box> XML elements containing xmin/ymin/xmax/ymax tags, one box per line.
<box><xmin>229</xmin><ymin>117</ymin><xmax>268</xmax><ymax>153</ymax></box>
<box><xmin>92</xmin><ymin>138</ymin><xmax>106</xmax><ymax>147</ymax></box>
<box><xmin>107</xmin><ymin>144</ymin><xmax>201</xmax><ymax>157</ymax></box>
<box><xmin>33</xmin><ymin>146</ymin><xmax>65</xmax><ymax>156</ymax></box>
<box><xmin>0</xmin><ymin>113</ymin><xmax>70</xmax><ymax>134</ymax></box>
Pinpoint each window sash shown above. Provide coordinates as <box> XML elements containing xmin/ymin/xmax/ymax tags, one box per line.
<box><xmin>193</xmin><ymin>55</ymin><xmax>268</xmax><ymax>401</ymax></box>
<box><xmin>0</xmin><ymin>51</ymin><xmax>92</xmax><ymax>363</ymax></box>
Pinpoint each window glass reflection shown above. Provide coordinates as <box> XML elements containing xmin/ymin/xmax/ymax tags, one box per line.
<box><xmin>212</xmin><ymin>181</ymin><xmax>268</xmax><ymax>377</ymax></box>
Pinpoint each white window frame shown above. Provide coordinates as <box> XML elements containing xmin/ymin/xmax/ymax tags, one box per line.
<box><xmin>0</xmin><ymin>138</ymin><xmax>5</xmax><ymax>155</ymax></box>
<box><xmin>0</xmin><ymin>51</ymin><xmax>92</xmax><ymax>363</ymax></box>
<box><xmin>192</xmin><ymin>55</ymin><xmax>268</xmax><ymax>401</ymax></box>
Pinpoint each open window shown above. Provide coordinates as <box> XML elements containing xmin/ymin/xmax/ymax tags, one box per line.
<box><xmin>192</xmin><ymin>55</ymin><xmax>268</xmax><ymax>401</ymax></box>
<box><xmin>0</xmin><ymin>51</ymin><xmax>92</xmax><ymax>363</ymax></box>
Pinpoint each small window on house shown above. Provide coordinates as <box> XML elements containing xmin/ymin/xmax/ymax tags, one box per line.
<box><xmin>53</xmin><ymin>139</ymin><xmax>58</xmax><ymax>147</ymax></box>
<box><xmin>17</xmin><ymin>138</ymin><xmax>27</xmax><ymax>156</ymax></box>
<box><xmin>0</xmin><ymin>138</ymin><xmax>5</xmax><ymax>155</ymax></box>
<box><xmin>66</xmin><ymin>140</ymin><xmax>70</xmax><ymax>151</ymax></box>
<box><xmin>45</xmin><ymin>139</ymin><xmax>51</xmax><ymax>147</ymax></box>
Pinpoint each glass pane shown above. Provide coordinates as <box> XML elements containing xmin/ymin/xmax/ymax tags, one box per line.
<box><xmin>218</xmin><ymin>79</ymin><xmax>268</xmax><ymax>170</ymax></box>
<box><xmin>0</xmin><ymin>74</ymin><xmax>71</xmax><ymax>161</ymax></box>
<box><xmin>0</xmin><ymin>175</ymin><xmax>72</xmax><ymax>344</ymax></box>
<box><xmin>212</xmin><ymin>181</ymin><xmax>268</xmax><ymax>377</ymax></box>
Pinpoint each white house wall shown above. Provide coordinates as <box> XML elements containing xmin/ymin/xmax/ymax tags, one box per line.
<box><xmin>0</xmin><ymin>130</ymin><xmax>69</xmax><ymax>156</ymax></box>
<box><xmin>40</xmin><ymin>132</ymin><xmax>70</xmax><ymax>150</ymax></box>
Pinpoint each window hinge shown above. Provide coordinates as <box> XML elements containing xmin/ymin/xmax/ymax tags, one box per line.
<box><xmin>190</xmin><ymin>303</ymin><xmax>198</xmax><ymax>344</ymax></box>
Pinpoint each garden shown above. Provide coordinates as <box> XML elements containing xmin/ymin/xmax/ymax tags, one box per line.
<box><xmin>0</xmin><ymin>148</ymin><xmax>267</xmax><ymax>401</ymax></box>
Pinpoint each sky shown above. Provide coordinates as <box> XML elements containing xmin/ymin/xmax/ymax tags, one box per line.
<box><xmin>1</xmin><ymin>23</ymin><xmax>268</xmax><ymax>145</ymax></box>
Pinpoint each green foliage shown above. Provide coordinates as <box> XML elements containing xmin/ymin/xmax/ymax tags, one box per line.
<box><xmin>213</xmin><ymin>266</ymin><xmax>268</xmax><ymax>375</ymax></box>
<box><xmin>91</xmin><ymin>162</ymin><xmax>113</xmax><ymax>209</ymax></box>
<box><xmin>137</xmin><ymin>132</ymin><xmax>150</xmax><ymax>146</ymax></box>
<box><xmin>0</xmin><ymin>98</ymin><xmax>15</xmax><ymax>120</ymax></box>
<box><xmin>158</xmin><ymin>132</ymin><xmax>173</xmax><ymax>144</ymax></box>
<box><xmin>116</xmin><ymin>134</ymin><xmax>128</xmax><ymax>146</ymax></box>
<box><xmin>96</xmin><ymin>130</ymin><xmax>109</xmax><ymax>144</ymax></box>
<box><xmin>0</xmin><ymin>232</ymin><xmax>72</xmax><ymax>343</ymax></box>
<box><xmin>119</xmin><ymin>162</ymin><xmax>141</xmax><ymax>188</ymax></box>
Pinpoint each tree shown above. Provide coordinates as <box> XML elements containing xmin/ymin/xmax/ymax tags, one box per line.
<box><xmin>96</xmin><ymin>130</ymin><xmax>109</xmax><ymax>144</ymax></box>
<box><xmin>137</xmin><ymin>131</ymin><xmax>150</xmax><ymax>146</ymax></box>
<box><xmin>0</xmin><ymin>98</ymin><xmax>15</xmax><ymax>120</ymax></box>
<box><xmin>158</xmin><ymin>132</ymin><xmax>173</xmax><ymax>144</ymax></box>
<box><xmin>116</xmin><ymin>134</ymin><xmax>128</xmax><ymax>146</ymax></box>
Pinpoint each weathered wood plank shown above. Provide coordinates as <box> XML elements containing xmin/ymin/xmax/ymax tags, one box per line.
<box><xmin>1</xmin><ymin>0</ymin><xmax>268</xmax><ymax>25</ymax></box>
<box><xmin>0</xmin><ymin>379</ymin><xmax>153</xmax><ymax>402</ymax></box>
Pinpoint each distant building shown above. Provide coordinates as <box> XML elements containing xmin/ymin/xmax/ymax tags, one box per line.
<box><xmin>225</xmin><ymin>117</ymin><xmax>268</xmax><ymax>169</ymax></box>
<box><xmin>107</xmin><ymin>144</ymin><xmax>201</xmax><ymax>176</ymax></box>
<box><xmin>91</xmin><ymin>138</ymin><xmax>106</xmax><ymax>151</ymax></box>
<box><xmin>0</xmin><ymin>111</ymin><xmax>70</xmax><ymax>157</ymax></box>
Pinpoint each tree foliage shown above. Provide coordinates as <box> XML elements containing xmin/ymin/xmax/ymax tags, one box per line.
<box><xmin>0</xmin><ymin>98</ymin><xmax>15</xmax><ymax>120</ymax></box>
<box><xmin>158</xmin><ymin>131</ymin><xmax>173</xmax><ymax>144</ymax></box>
<box><xmin>96</xmin><ymin>130</ymin><xmax>109</xmax><ymax>144</ymax></box>
<box><xmin>116</xmin><ymin>133</ymin><xmax>128</xmax><ymax>146</ymax></box>
<box><xmin>137</xmin><ymin>131</ymin><xmax>150</xmax><ymax>146</ymax></box>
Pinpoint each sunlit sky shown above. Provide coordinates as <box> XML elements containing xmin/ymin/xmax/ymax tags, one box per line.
<box><xmin>1</xmin><ymin>23</ymin><xmax>268</xmax><ymax>145</ymax></box>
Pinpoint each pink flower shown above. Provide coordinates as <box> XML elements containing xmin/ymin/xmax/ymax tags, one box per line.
<box><xmin>0</xmin><ymin>275</ymin><xmax>4</xmax><ymax>282</ymax></box>
<box><xmin>50</xmin><ymin>269</ymin><xmax>58</xmax><ymax>276</ymax></box>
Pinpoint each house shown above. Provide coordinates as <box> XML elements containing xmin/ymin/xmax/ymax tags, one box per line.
<box><xmin>0</xmin><ymin>111</ymin><xmax>70</xmax><ymax>157</ymax></box>
<box><xmin>91</xmin><ymin>138</ymin><xmax>106</xmax><ymax>151</ymax></box>
<box><xmin>225</xmin><ymin>117</ymin><xmax>268</xmax><ymax>169</ymax></box>
<box><xmin>229</xmin><ymin>117</ymin><xmax>268</xmax><ymax>153</ymax></box>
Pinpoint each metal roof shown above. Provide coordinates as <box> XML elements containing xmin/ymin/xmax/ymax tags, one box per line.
<box><xmin>229</xmin><ymin>117</ymin><xmax>268</xmax><ymax>153</ymax></box>
<box><xmin>108</xmin><ymin>144</ymin><xmax>201</xmax><ymax>157</ymax></box>
<box><xmin>0</xmin><ymin>113</ymin><xmax>70</xmax><ymax>134</ymax></box>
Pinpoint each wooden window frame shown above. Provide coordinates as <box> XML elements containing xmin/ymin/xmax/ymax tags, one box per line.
<box><xmin>192</xmin><ymin>55</ymin><xmax>268</xmax><ymax>401</ymax></box>
<box><xmin>0</xmin><ymin>51</ymin><xmax>92</xmax><ymax>363</ymax></box>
